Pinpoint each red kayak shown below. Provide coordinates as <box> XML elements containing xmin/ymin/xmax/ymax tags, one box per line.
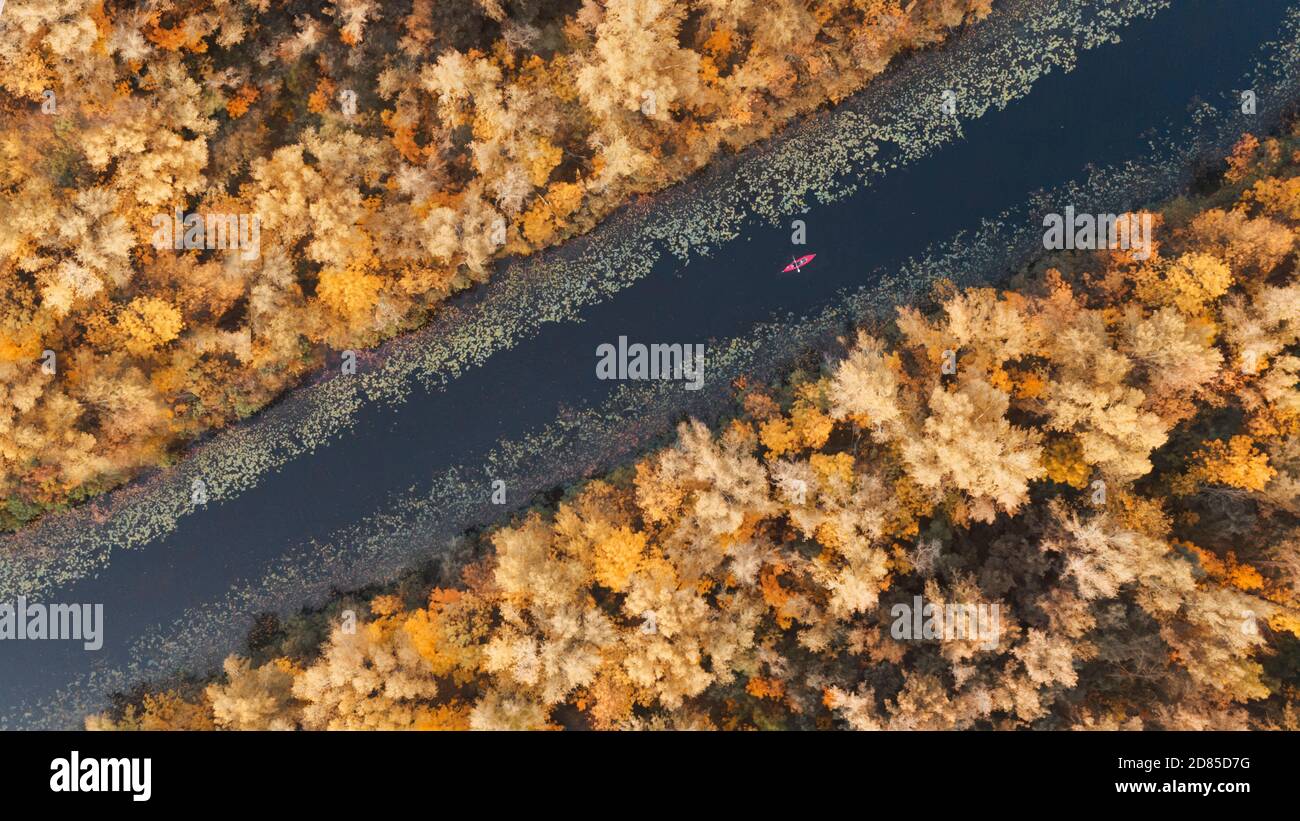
<box><xmin>781</xmin><ymin>253</ymin><xmax>816</xmax><ymax>273</ymax></box>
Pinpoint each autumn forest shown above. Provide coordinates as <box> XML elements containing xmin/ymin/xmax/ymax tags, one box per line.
<box><xmin>0</xmin><ymin>0</ymin><xmax>991</xmax><ymax>529</ymax></box>
<box><xmin>1</xmin><ymin>0</ymin><xmax>1298</xmax><ymax>737</ymax></box>
<box><xmin>89</xmin><ymin>128</ymin><xmax>1300</xmax><ymax>730</ymax></box>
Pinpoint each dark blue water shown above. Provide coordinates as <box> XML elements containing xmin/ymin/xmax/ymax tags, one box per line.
<box><xmin>3</xmin><ymin>0</ymin><xmax>1297</xmax><ymax>726</ymax></box>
